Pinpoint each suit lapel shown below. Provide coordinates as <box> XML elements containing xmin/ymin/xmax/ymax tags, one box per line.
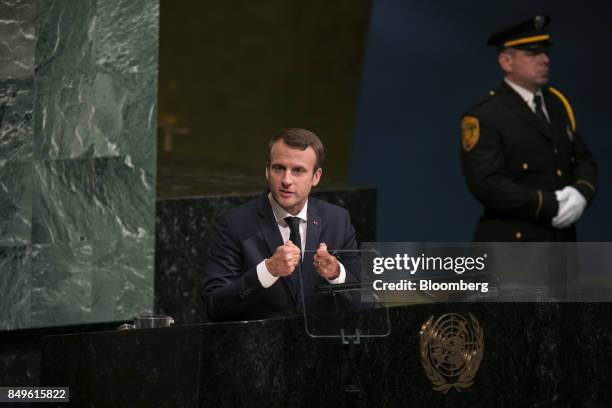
<box><xmin>256</xmin><ymin>193</ymin><xmax>284</xmax><ymax>255</ymax></box>
<box><xmin>256</xmin><ymin>193</ymin><xmax>299</xmax><ymax>304</ymax></box>
<box><xmin>305</xmin><ymin>199</ymin><xmax>322</xmax><ymax>254</ymax></box>
<box><xmin>301</xmin><ymin>199</ymin><xmax>322</xmax><ymax>302</ymax></box>
<box><xmin>499</xmin><ymin>82</ymin><xmax>552</xmax><ymax>141</ymax></box>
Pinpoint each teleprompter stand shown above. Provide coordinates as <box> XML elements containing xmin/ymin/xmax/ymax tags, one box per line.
<box><xmin>300</xmin><ymin>249</ymin><xmax>391</xmax><ymax>408</ymax></box>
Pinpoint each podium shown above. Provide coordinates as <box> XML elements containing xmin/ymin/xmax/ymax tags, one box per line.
<box><xmin>41</xmin><ymin>302</ymin><xmax>612</xmax><ymax>407</ymax></box>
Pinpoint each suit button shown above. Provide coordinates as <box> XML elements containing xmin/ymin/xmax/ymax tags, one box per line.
<box><xmin>553</xmin><ymin>148</ymin><xmax>559</xmax><ymax>154</ymax></box>
<box><xmin>515</xmin><ymin>232</ymin><xmax>523</xmax><ymax>240</ymax></box>
<box><xmin>489</xmin><ymin>90</ymin><xmax>495</xmax><ymax>96</ymax></box>
<box><xmin>556</xmin><ymin>169</ymin><xmax>563</xmax><ymax>177</ymax></box>
<box><xmin>522</xmin><ymin>162</ymin><xmax>529</xmax><ymax>170</ymax></box>
<box><xmin>571</xmin><ymin>156</ymin><xmax>575</xmax><ymax>163</ymax></box>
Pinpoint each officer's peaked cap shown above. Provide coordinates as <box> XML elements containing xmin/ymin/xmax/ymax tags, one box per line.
<box><xmin>487</xmin><ymin>15</ymin><xmax>552</xmax><ymax>51</ymax></box>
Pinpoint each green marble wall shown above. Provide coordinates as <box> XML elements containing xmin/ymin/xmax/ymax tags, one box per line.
<box><xmin>0</xmin><ymin>0</ymin><xmax>159</xmax><ymax>330</ymax></box>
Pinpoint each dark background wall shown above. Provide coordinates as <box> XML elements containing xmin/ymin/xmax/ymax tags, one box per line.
<box><xmin>350</xmin><ymin>0</ymin><xmax>612</xmax><ymax>241</ymax></box>
<box><xmin>157</xmin><ymin>0</ymin><xmax>371</xmax><ymax>196</ymax></box>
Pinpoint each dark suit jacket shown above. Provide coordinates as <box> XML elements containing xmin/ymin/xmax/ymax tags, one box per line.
<box><xmin>202</xmin><ymin>193</ymin><xmax>360</xmax><ymax>322</ymax></box>
<box><xmin>460</xmin><ymin>82</ymin><xmax>598</xmax><ymax>242</ymax></box>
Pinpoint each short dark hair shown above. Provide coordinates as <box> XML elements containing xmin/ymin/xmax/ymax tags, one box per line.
<box><xmin>267</xmin><ymin>128</ymin><xmax>325</xmax><ymax>170</ymax></box>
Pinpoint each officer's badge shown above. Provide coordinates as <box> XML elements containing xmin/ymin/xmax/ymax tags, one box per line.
<box><xmin>420</xmin><ymin>313</ymin><xmax>484</xmax><ymax>393</ymax></box>
<box><xmin>566</xmin><ymin>125</ymin><xmax>574</xmax><ymax>141</ymax></box>
<box><xmin>461</xmin><ymin>116</ymin><xmax>480</xmax><ymax>152</ymax></box>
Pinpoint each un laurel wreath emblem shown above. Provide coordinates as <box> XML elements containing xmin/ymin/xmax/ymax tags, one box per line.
<box><xmin>419</xmin><ymin>313</ymin><xmax>484</xmax><ymax>393</ymax></box>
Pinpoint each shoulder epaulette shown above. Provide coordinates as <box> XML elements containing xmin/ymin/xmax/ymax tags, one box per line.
<box><xmin>468</xmin><ymin>90</ymin><xmax>497</xmax><ymax>112</ymax></box>
<box><xmin>548</xmin><ymin>86</ymin><xmax>576</xmax><ymax>131</ymax></box>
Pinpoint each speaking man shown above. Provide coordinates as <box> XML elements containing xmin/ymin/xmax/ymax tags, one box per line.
<box><xmin>202</xmin><ymin>128</ymin><xmax>360</xmax><ymax>322</ymax></box>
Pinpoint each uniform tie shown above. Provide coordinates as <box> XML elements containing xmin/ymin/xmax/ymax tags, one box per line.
<box><xmin>533</xmin><ymin>94</ymin><xmax>549</xmax><ymax>126</ymax></box>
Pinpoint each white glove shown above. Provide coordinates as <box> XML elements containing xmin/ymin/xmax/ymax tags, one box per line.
<box><xmin>552</xmin><ymin>186</ymin><xmax>587</xmax><ymax>229</ymax></box>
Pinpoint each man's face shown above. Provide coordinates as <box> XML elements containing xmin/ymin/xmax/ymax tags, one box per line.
<box><xmin>266</xmin><ymin>141</ymin><xmax>322</xmax><ymax>215</ymax></box>
<box><xmin>499</xmin><ymin>48</ymin><xmax>550</xmax><ymax>91</ymax></box>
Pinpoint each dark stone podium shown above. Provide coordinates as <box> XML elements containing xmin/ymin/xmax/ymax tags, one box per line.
<box><xmin>154</xmin><ymin>187</ymin><xmax>377</xmax><ymax>325</ymax></box>
<box><xmin>41</xmin><ymin>303</ymin><xmax>612</xmax><ymax>407</ymax></box>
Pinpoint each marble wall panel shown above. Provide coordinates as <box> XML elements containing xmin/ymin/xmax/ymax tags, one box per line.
<box><xmin>0</xmin><ymin>245</ymin><xmax>31</xmax><ymax>330</ymax></box>
<box><xmin>31</xmin><ymin>158</ymin><xmax>95</xmax><ymax>244</ymax></box>
<box><xmin>1</xmin><ymin>0</ymin><xmax>158</xmax><ymax>331</ymax></box>
<box><xmin>36</xmin><ymin>72</ymin><xmax>159</xmax><ymax>163</ymax></box>
<box><xmin>0</xmin><ymin>79</ymin><xmax>34</xmax><ymax>164</ymax></box>
<box><xmin>0</xmin><ymin>161</ymin><xmax>32</xmax><ymax>245</ymax></box>
<box><xmin>27</xmin><ymin>157</ymin><xmax>144</xmax><ymax>322</ymax></box>
<box><xmin>34</xmin><ymin>0</ymin><xmax>96</xmax><ymax>77</ymax></box>
<box><xmin>90</xmin><ymin>157</ymin><xmax>155</xmax><ymax>321</ymax></box>
<box><xmin>92</xmin><ymin>157</ymin><xmax>155</xmax><ymax>244</ymax></box>
<box><xmin>91</xmin><ymin>73</ymin><xmax>157</xmax><ymax>168</ymax></box>
<box><xmin>0</xmin><ymin>0</ymin><xmax>36</xmax><ymax>79</ymax></box>
<box><xmin>91</xmin><ymin>236</ymin><xmax>154</xmax><ymax>321</ymax></box>
<box><xmin>94</xmin><ymin>0</ymin><xmax>159</xmax><ymax>75</ymax></box>
<box><xmin>30</xmin><ymin>241</ymin><xmax>93</xmax><ymax>327</ymax></box>
<box><xmin>33</xmin><ymin>73</ymin><xmax>96</xmax><ymax>160</ymax></box>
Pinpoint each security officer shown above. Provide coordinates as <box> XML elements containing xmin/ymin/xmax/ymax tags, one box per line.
<box><xmin>460</xmin><ymin>15</ymin><xmax>598</xmax><ymax>242</ymax></box>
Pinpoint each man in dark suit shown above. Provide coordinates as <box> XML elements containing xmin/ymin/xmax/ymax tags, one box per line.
<box><xmin>202</xmin><ymin>128</ymin><xmax>360</xmax><ymax>322</ymax></box>
<box><xmin>460</xmin><ymin>15</ymin><xmax>598</xmax><ymax>242</ymax></box>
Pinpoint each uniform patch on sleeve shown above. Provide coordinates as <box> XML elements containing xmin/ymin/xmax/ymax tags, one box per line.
<box><xmin>461</xmin><ymin>116</ymin><xmax>480</xmax><ymax>152</ymax></box>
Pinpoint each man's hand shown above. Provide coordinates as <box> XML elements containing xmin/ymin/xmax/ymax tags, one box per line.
<box><xmin>313</xmin><ymin>243</ymin><xmax>340</xmax><ymax>280</ymax></box>
<box><xmin>265</xmin><ymin>241</ymin><xmax>301</xmax><ymax>277</ymax></box>
<box><xmin>552</xmin><ymin>186</ymin><xmax>587</xmax><ymax>229</ymax></box>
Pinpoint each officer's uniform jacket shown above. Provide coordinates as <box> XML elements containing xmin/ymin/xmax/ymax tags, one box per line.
<box><xmin>460</xmin><ymin>82</ymin><xmax>598</xmax><ymax>241</ymax></box>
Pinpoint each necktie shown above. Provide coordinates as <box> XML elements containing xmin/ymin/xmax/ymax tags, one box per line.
<box><xmin>284</xmin><ymin>216</ymin><xmax>302</xmax><ymax>258</ymax></box>
<box><xmin>533</xmin><ymin>94</ymin><xmax>549</xmax><ymax>126</ymax></box>
<box><xmin>284</xmin><ymin>216</ymin><xmax>302</xmax><ymax>301</ymax></box>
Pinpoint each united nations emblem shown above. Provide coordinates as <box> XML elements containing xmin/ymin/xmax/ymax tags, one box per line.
<box><xmin>461</xmin><ymin>116</ymin><xmax>480</xmax><ymax>152</ymax></box>
<box><xmin>419</xmin><ymin>313</ymin><xmax>484</xmax><ymax>393</ymax></box>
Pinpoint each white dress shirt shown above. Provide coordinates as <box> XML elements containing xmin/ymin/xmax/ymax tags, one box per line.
<box><xmin>256</xmin><ymin>193</ymin><xmax>346</xmax><ymax>288</ymax></box>
<box><xmin>504</xmin><ymin>77</ymin><xmax>550</xmax><ymax>122</ymax></box>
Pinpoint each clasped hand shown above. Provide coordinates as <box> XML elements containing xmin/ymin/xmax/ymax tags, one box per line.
<box><xmin>266</xmin><ymin>241</ymin><xmax>339</xmax><ymax>280</ymax></box>
<box><xmin>266</xmin><ymin>240</ymin><xmax>301</xmax><ymax>277</ymax></box>
<box><xmin>313</xmin><ymin>243</ymin><xmax>340</xmax><ymax>280</ymax></box>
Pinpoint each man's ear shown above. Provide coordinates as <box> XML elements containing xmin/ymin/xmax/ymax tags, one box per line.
<box><xmin>265</xmin><ymin>163</ymin><xmax>269</xmax><ymax>181</ymax></box>
<box><xmin>498</xmin><ymin>51</ymin><xmax>513</xmax><ymax>73</ymax></box>
<box><xmin>311</xmin><ymin>167</ymin><xmax>322</xmax><ymax>187</ymax></box>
